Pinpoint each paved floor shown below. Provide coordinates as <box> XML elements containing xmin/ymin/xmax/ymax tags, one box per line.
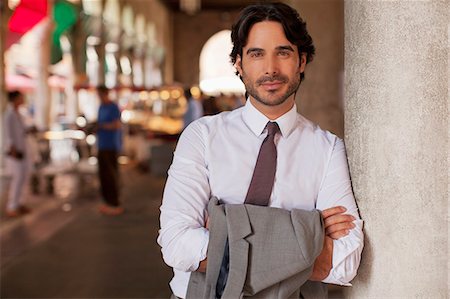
<box><xmin>0</xmin><ymin>162</ymin><xmax>345</xmax><ymax>299</ymax></box>
<box><xmin>0</xmin><ymin>164</ymin><xmax>173</xmax><ymax>299</ymax></box>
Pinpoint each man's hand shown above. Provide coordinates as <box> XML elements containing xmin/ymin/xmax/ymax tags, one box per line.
<box><xmin>322</xmin><ymin>206</ymin><xmax>355</xmax><ymax>240</ymax></box>
<box><xmin>310</xmin><ymin>206</ymin><xmax>356</xmax><ymax>281</ymax></box>
<box><xmin>310</xmin><ymin>236</ymin><xmax>333</xmax><ymax>281</ymax></box>
<box><xmin>196</xmin><ymin>216</ymin><xmax>210</xmax><ymax>273</ymax></box>
<box><xmin>205</xmin><ymin>216</ymin><xmax>210</xmax><ymax>230</ymax></box>
<box><xmin>100</xmin><ymin>120</ymin><xmax>121</xmax><ymax>130</ymax></box>
<box><xmin>197</xmin><ymin>258</ymin><xmax>208</xmax><ymax>273</ymax></box>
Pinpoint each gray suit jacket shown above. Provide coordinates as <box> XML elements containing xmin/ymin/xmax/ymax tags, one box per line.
<box><xmin>187</xmin><ymin>198</ymin><xmax>326</xmax><ymax>299</ymax></box>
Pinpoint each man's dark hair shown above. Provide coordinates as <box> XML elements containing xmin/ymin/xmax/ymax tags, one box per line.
<box><xmin>97</xmin><ymin>84</ymin><xmax>109</xmax><ymax>94</ymax></box>
<box><xmin>230</xmin><ymin>2</ymin><xmax>315</xmax><ymax>81</ymax></box>
<box><xmin>184</xmin><ymin>87</ymin><xmax>192</xmax><ymax>100</ymax></box>
<box><xmin>8</xmin><ymin>91</ymin><xmax>21</xmax><ymax>102</ymax></box>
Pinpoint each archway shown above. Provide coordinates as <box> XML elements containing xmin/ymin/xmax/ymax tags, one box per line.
<box><xmin>199</xmin><ymin>30</ymin><xmax>244</xmax><ymax>95</ymax></box>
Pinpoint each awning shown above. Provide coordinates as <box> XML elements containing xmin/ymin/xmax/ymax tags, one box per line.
<box><xmin>7</xmin><ymin>0</ymin><xmax>48</xmax><ymax>49</ymax></box>
<box><xmin>6</xmin><ymin>74</ymin><xmax>67</xmax><ymax>91</ymax></box>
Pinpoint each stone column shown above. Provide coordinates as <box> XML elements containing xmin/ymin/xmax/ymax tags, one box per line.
<box><xmin>34</xmin><ymin>18</ymin><xmax>53</xmax><ymax>130</ymax></box>
<box><xmin>0</xmin><ymin>0</ymin><xmax>8</xmax><ymax>174</ymax></box>
<box><xmin>0</xmin><ymin>0</ymin><xmax>8</xmax><ymax>113</ymax></box>
<box><xmin>344</xmin><ymin>0</ymin><xmax>448</xmax><ymax>297</ymax></box>
<box><xmin>64</xmin><ymin>40</ymin><xmax>78</xmax><ymax>123</ymax></box>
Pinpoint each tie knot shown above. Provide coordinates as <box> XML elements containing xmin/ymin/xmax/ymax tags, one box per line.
<box><xmin>266</xmin><ymin>122</ymin><xmax>280</xmax><ymax>136</ymax></box>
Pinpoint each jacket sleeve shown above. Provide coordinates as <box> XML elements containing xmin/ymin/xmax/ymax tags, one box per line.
<box><xmin>224</xmin><ymin>205</ymin><xmax>324</xmax><ymax>297</ymax></box>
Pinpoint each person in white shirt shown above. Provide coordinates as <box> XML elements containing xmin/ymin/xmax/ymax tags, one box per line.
<box><xmin>3</xmin><ymin>91</ymin><xmax>31</xmax><ymax>217</ymax></box>
<box><xmin>158</xmin><ymin>3</ymin><xmax>364</xmax><ymax>298</ymax></box>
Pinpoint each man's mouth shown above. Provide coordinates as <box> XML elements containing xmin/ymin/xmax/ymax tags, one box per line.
<box><xmin>257</xmin><ymin>75</ymin><xmax>288</xmax><ymax>91</ymax></box>
<box><xmin>260</xmin><ymin>81</ymin><xmax>284</xmax><ymax>91</ymax></box>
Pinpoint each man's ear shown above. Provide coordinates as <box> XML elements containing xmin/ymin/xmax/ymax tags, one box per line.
<box><xmin>299</xmin><ymin>53</ymin><xmax>307</xmax><ymax>74</ymax></box>
<box><xmin>234</xmin><ymin>55</ymin><xmax>243</xmax><ymax>77</ymax></box>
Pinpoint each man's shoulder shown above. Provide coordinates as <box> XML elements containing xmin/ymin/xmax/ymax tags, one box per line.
<box><xmin>295</xmin><ymin>113</ymin><xmax>340</xmax><ymax>147</ymax></box>
<box><xmin>100</xmin><ymin>102</ymin><xmax>119</xmax><ymax>110</ymax></box>
<box><xmin>99</xmin><ymin>102</ymin><xmax>120</xmax><ymax>119</ymax></box>
<box><xmin>4</xmin><ymin>106</ymin><xmax>15</xmax><ymax>117</ymax></box>
<box><xmin>4</xmin><ymin>108</ymin><xmax>12</xmax><ymax>120</ymax></box>
<box><xmin>185</xmin><ymin>107</ymin><xmax>242</xmax><ymax>133</ymax></box>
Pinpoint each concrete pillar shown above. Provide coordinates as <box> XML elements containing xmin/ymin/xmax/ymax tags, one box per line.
<box><xmin>65</xmin><ymin>48</ymin><xmax>79</xmax><ymax>122</ymax></box>
<box><xmin>344</xmin><ymin>0</ymin><xmax>448</xmax><ymax>297</ymax></box>
<box><xmin>34</xmin><ymin>18</ymin><xmax>53</xmax><ymax>130</ymax></box>
<box><xmin>0</xmin><ymin>0</ymin><xmax>8</xmax><ymax>112</ymax></box>
<box><xmin>0</xmin><ymin>0</ymin><xmax>8</xmax><ymax>173</ymax></box>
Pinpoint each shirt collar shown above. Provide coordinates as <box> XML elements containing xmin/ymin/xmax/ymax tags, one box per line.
<box><xmin>242</xmin><ymin>99</ymin><xmax>298</xmax><ymax>138</ymax></box>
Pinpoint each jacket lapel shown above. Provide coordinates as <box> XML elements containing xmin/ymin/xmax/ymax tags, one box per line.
<box><xmin>222</xmin><ymin>204</ymin><xmax>252</xmax><ymax>299</ymax></box>
<box><xmin>204</xmin><ymin>197</ymin><xmax>229</xmax><ymax>298</ymax></box>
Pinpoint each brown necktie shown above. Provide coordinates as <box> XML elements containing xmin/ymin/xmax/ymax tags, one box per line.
<box><xmin>244</xmin><ymin>121</ymin><xmax>280</xmax><ymax>206</ymax></box>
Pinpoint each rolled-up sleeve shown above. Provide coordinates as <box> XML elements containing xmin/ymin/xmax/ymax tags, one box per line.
<box><xmin>157</xmin><ymin>120</ymin><xmax>211</xmax><ymax>272</ymax></box>
<box><xmin>316</xmin><ymin>137</ymin><xmax>364</xmax><ymax>286</ymax></box>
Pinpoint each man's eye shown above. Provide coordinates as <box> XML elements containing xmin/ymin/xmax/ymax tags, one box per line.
<box><xmin>278</xmin><ymin>51</ymin><xmax>290</xmax><ymax>57</ymax></box>
<box><xmin>250</xmin><ymin>52</ymin><xmax>263</xmax><ymax>58</ymax></box>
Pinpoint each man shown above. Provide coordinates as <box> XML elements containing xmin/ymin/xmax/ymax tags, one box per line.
<box><xmin>96</xmin><ymin>85</ymin><xmax>124</xmax><ymax>216</ymax></box>
<box><xmin>183</xmin><ymin>87</ymin><xmax>204</xmax><ymax>129</ymax></box>
<box><xmin>3</xmin><ymin>91</ymin><xmax>31</xmax><ymax>217</ymax></box>
<box><xmin>158</xmin><ymin>3</ymin><xmax>363</xmax><ymax>298</ymax></box>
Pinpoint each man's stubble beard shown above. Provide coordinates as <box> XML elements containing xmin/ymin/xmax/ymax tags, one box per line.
<box><xmin>242</xmin><ymin>70</ymin><xmax>301</xmax><ymax>107</ymax></box>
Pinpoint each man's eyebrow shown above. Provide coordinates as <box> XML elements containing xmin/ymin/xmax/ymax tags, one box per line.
<box><xmin>246</xmin><ymin>48</ymin><xmax>264</xmax><ymax>55</ymax></box>
<box><xmin>276</xmin><ymin>45</ymin><xmax>295</xmax><ymax>52</ymax></box>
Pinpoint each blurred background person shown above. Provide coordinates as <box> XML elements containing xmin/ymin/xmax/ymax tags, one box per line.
<box><xmin>183</xmin><ymin>87</ymin><xmax>203</xmax><ymax>128</ymax></box>
<box><xmin>96</xmin><ymin>85</ymin><xmax>124</xmax><ymax>216</ymax></box>
<box><xmin>202</xmin><ymin>95</ymin><xmax>221</xmax><ymax>116</ymax></box>
<box><xmin>3</xmin><ymin>91</ymin><xmax>32</xmax><ymax>217</ymax></box>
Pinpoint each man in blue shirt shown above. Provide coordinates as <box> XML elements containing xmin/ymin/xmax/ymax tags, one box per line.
<box><xmin>96</xmin><ymin>85</ymin><xmax>124</xmax><ymax>215</ymax></box>
<box><xmin>183</xmin><ymin>88</ymin><xmax>204</xmax><ymax>129</ymax></box>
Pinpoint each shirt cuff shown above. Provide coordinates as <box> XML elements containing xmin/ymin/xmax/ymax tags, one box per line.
<box><xmin>191</xmin><ymin>228</ymin><xmax>209</xmax><ymax>271</ymax></box>
<box><xmin>322</xmin><ymin>220</ymin><xmax>364</xmax><ymax>286</ymax></box>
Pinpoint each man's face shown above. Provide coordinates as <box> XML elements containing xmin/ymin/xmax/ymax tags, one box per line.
<box><xmin>98</xmin><ymin>90</ymin><xmax>109</xmax><ymax>103</ymax></box>
<box><xmin>235</xmin><ymin>21</ymin><xmax>306</xmax><ymax>110</ymax></box>
<box><xmin>14</xmin><ymin>94</ymin><xmax>25</xmax><ymax>107</ymax></box>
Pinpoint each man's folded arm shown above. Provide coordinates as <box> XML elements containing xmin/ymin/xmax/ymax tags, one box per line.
<box><xmin>322</xmin><ymin>223</ymin><xmax>363</xmax><ymax>285</ymax></box>
<box><xmin>316</xmin><ymin>137</ymin><xmax>364</xmax><ymax>285</ymax></box>
<box><xmin>157</xmin><ymin>121</ymin><xmax>211</xmax><ymax>272</ymax></box>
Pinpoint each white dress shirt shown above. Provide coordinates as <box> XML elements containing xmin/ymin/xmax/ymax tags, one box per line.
<box><xmin>158</xmin><ymin>100</ymin><xmax>364</xmax><ymax>298</ymax></box>
<box><xmin>3</xmin><ymin>105</ymin><xmax>27</xmax><ymax>154</ymax></box>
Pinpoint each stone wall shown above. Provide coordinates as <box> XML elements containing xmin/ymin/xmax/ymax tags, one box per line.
<box><xmin>344</xmin><ymin>1</ymin><xmax>449</xmax><ymax>297</ymax></box>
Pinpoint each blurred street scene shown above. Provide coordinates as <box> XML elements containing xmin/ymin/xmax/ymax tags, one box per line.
<box><xmin>0</xmin><ymin>0</ymin><xmax>250</xmax><ymax>297</ymax></box>
<box><xmin>0</xmin><ymin>0</ymin><xmax>347</xmax><ymax>298</ymax></box>
<box><xmin>1</xmin><ymin>162</ymin><xmax>173</xmax><ymax>298</ymax></box>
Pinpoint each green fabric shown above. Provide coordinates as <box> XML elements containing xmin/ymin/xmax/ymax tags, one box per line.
<box><xmin>51</xmin><ymin>0</ymin><xmax>78</xmax><ymax>64</ymax></box>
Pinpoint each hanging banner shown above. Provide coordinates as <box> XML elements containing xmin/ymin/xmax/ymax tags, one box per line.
<box><xmin>51</xmin><ymin>0</ymin><xmax>78</xmax><ymax>64</ymax></box>
<box><xmin>7</xmin><ymin>0</ymin><xmax>48</xmax><ymax>49</ymax></box>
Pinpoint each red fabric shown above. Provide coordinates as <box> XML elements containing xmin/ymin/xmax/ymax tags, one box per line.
<box><xmin>8</xmin><ymin>0</ymin><xmax>48</xmax><ymax>34</ymax></box>
<box><xmin>6</xmin><ymin>31</ymin><xmax>22</xmax><ymax>49</ymax></box>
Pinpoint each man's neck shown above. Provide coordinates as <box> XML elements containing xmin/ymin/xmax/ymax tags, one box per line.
<box><xmin>249</xmin><ymin>96</ymin><xmax>295</xmax><ymax>120</ymax></box>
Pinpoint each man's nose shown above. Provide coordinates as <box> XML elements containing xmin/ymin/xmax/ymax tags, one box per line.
<box><xmin>265</xmin><ymin>55</ymin><xmax>280</xmax><ymax>75</ymax></box>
